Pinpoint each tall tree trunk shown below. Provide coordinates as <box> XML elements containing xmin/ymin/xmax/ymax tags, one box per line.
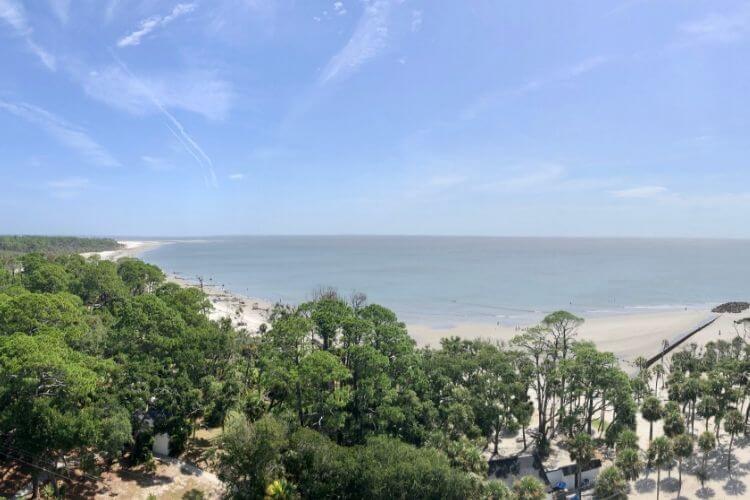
<box><xmin>728</xmin><ymin>433</ymin><xmax>734</xmax><ymax>474</ymax></box>
<box><xmin>295</xmin><ymin>381</ymin><xmax>303</xmax><ymax>425</ymax></box>
<box><xmin>656</xmin><ymin>467</ymin><xmax>661</xmax><ymax>500</ymax></box>
<box><xmin>691</xmin><ymin>401</ymin><xmax>696</xmax><ymax>434</ymax></box>
<box><xmin>649</xmin><ymin>421</ymin><xmax>654</xmax><ymax>443</ymax></box>
<box><xmin>678</xmin><ymin>459</ymin><xmax>682</xmax><ymax>498</ymax></box>
<box><xmin>32</xmin><ymin>471</ymin><xmax>40</xmax><ymax>500</ymax></box>
<box><xmin>702</xmin><ymin>452</ymin><xmax>708</xmax><ymax>487</ymax></box>
<box><xmin>550</xmin><ymin>394</ymin><xmax>557</xmax><ymax>438</ymax></box>
<box><xmin>494</xmin><ymin>427</ymin><xmax>500</xmax><ymax>454</ymax></box>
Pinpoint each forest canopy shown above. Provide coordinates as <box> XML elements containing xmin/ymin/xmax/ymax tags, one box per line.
<box><xmin>13</xmin><ymin>243</ymin><xmax>741</xmax><ymax>500</ymax></box>
<box><xmin>0</xmin><ymin>235</ymin><xmax>121</xmax><ymax>256</ymax></box>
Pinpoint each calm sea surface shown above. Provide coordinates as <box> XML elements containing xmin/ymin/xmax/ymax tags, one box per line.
<box><xmin>139</xmin><ymin>237</ymin><xmax>750</xmax><ymax>327</ymax></box>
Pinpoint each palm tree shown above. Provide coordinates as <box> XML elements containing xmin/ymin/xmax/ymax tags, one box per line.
<box><xmin>633</xmin><ymin>355</ymin><xmax>648</xmax><ymax>371</ymax></box>
<box><xmin>593</xmin><ymin>465</ymin><xmax>627</xmax><ymax>500</ymax></box>
<box><xmin>568</xmin><ymin>433</ymin><xmax>595</xmax><ymax>496</ymax></box>
<box><xmin>512</xmin><ymin>475</ymin><xmax>546</xmax><ymax>500</ymax></box>
<box><xmin>724</xmin><ymin>408</ymin><xmax>744</xmax><ymax>474</ymax></box>
<box><xmin>672</xmin><ymin>434</ymin><xmax>693</xmax><ymax>498</ymax></box>
<box><xmin>662</xmin><ymin>410</ymin><xmax>685</xmax><ymax>438</ymax></box>
<box><xmin>641</xmin><ymin>396</ymin><xmax>663</xmax><ymax>443</ymax></box>
<box><xmin>648</xmin><ymin>436</ymin><xmax>674</xmax><ymax>500</ymax></box>
<box><xmin>653</xmin><ymin>363</ymin><xmax>665</xmax><ymax>395</ymax></box>
<box><xmin>697</xmin><ymin>431</ymin><xmax>716</xmax><ymax>489</ymax></box>
<box><xmin>513</xmin><ymin>400</ymin><xmax>534</xmax><ymax>450</ymax></box>
<box><xmin>697</xmin><ymin>395</ymin><xmax>718</xmax><ymax>432</ymax></box>
<box><xmin>615</xmin><ymin>429</ymin><xmax>638</xmax><ymax>452</ymax></box>
<box><xmin>615</xmin><ymin>447</ymin><xmax>644</xmax><ymax>482</ymax></box>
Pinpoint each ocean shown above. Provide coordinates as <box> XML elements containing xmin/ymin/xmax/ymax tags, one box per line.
<box><xmin>138</xmin><ymin>236</ymin><xmax>750</xmax><ymax>327</ymax></box>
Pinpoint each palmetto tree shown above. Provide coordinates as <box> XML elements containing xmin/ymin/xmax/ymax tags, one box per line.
<box><xmin>512</xmin><ymin>475</ymin><xmax>546</xmax><ymax>500</ymax></box>
<box><xmin>697</xmin><ymin>395</ymin><xmax>718</xmax><ymax>432</ymax></box>
<box><xmin>672</xmin><ymin>434</ymin><xmax>693</xmax><ymax>498</ymax></box>
<box><xmin>724</xmin><ymin>408</ymin><xmax>744</xmax><ymax>474</ymax></box>
<box><xmin>593</xmin><ymin>465</ymin><xmax>627</xmax><ymax>500</ymax></box>
<box><xmin>568</xmin><ymin>433</ymin><xmax>595</xmax><ymax>496</ymax></box>
<box><xmin>697</xmin><ymin>431</ymin><xmax>716</xmax><ymax>489</ymax></box>
<box><xmin>648</xmin><ymin>436</ymin><xmax>674</xmax><ymax>500</ymax></box>
<box><xmin>641</xmin><ymin>396</ymin><xmax>663</xmax><ymax>444</ymax></box>
<box><xmin>615</xmin><ymin>447</ymin><xmax>644</xmax><ymax>482</ymax></box>
<box><xmin>615</xmin><ymin>429</ymin><xmax>638</xmax><ymax>452</ymax></box>
<box><xmin>652</xmin><ymin>363</ymin><xmax>665</xmax><ymax>395</ymax></box>
<box><xmin>662</xmin><ymin>410</ymin><xmax>685</xmax><ymax>438</ymax></box>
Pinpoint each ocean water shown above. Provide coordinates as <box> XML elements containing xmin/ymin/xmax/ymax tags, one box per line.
<box><xmin>139</xmin><ymin>236</ymin><xmax>750</xmax><ymax>327</ymax></box>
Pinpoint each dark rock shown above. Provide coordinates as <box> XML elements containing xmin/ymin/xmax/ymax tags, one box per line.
<box><xmin>712</xmin><ymin>302</ymin><xmax>750</xmax><ymax>314</ymax></box>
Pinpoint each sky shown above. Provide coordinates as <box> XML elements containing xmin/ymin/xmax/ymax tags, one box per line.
<box><xmin>1</xmin><ymin>0</ymin><xmax>749</xmax><ymax>238</ymax></box>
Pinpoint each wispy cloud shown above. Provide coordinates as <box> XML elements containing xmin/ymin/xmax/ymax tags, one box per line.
<box><xmin>228</xmin><ymin>173</ymin><xmax>245</xmax><ymax>180</ymax></box>
<box><xmin>610</xmin><ymin>184</ymin><xmax>750</xmax><ymax>210</ymax></box>
<box><xmin>82</xmin><ymin>65</ymin><xmax>233</xmax><ymax>121</ymax></box>
<box><xmin>429</xmin><ymin>174</ymin><xmax>465</xmax><ymax>188</ymax></box>
<box><xmin>108</xmin><ymin>56</ymin><xmax>218</xmax><ymax>187</ymax></box>
<box><xmin>462</xmin><ymin>56</ymin><xmax>608</xmax><ymax>120</ymax></box>
<box><xmin>611</xmin><ymin>185</ymin><xmax>669</xmax><ymax>199</ymax></box>
<box><xmin>48</xmin><ymin>0</ymin><xmax>71</xmax><ymax>24</ymax></box>
<box><xmin>0</xmin><ymin>0</ymin><xmax>56</xmax><ymax>70</ymax></box>
<box><xmin>117</xmin><ymin>2</ymin><xmax>196</xmax><ymax>47</ymax></box>
<box><xmin>104</xmin><ymin>0</ymin><xmax>120</xmax><ymax>23</ymax></box>
<box><xmin>0</xmin><ymin>99</ymin><xmax>119</xmax><ymax>167</ymax></box>
<box><xmin>333</xmin><ymin>2</ymin><xmax>346</xmax><ymax>16</ymax></box>
<box><xmin>679</xmin><ymin>5</ymin><xmax>750</xmax><ymax>45</ymax></box>
<box><xmin>410</xmin><ymin>10</ymin><xmax>422</xmax><ymax>32</ymax></box>
<box><xmin>398</xmin><ymin>163</ymin><xmax>613</xmax><ymax>205</ymax></box>
<box><xmin>398</xmin><ymin>172</ymin><xmax>467</xmax><ymax>202</ymax></box>
<box><xmin>479</xmin><ymin>164</ymin><xmax>567</xmax><ymax>193</ymax></box>
<box><xmin>141</xmin><ymin>155</ymin><xmax>175</xmax><ymax>171</ymax></box>
<box><xmin>319</xmin><ymin>0</ymin><xmax>393</xmax><ymax>84</ymax></box>
<box><xmin>48</xmin><ymin>177</ymin><xmax>91</xmax><ymax>189</ymax></box>
<box><xmin>47</xmin><ymin>177</ymin><xmax>92</xmax><ymax>198</ymax></box>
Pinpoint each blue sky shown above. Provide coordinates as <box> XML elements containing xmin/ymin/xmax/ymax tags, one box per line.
<box><xmin>1</xmin><ymin>0</ymin><xmax>749</xmax><ymax>237</ymax></box>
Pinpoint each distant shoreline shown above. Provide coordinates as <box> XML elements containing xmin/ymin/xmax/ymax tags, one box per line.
<box><xmin>81</xmin><ymin>239</ymin><xmax>166</xmax><ymax>260</ymax></box>
<box><xmin>85</xmin><ymin>240</ymin><xmax>271</xmax><ymax>331</ymax></box>
<box><xmin>87</xmin><ymin>240</ymin><xmax>743</xmax><ymax>373</ymax></box>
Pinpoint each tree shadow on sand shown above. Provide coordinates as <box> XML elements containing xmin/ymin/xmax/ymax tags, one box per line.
<box><xmin>694</xmin><ymin>486</ymin><xmax>716</xmax><ymax>499</ymax></box>
<box><xmin>114</xmin><ymin>468</ymin><xmax>173</xmax><ymax>488</ymax></box>
<box><xmin>723</xmin><ymin>478</ymin><xmax>747</xmax><ymax>496</ymax></box>
<box><xmin>635</xmin><ymin>477</ymin><xmax>655</xmax><ymax>493</ymax></box>
<box><xmin>659</xmin><ymin>476</ymin><xmax>680</xmax><ymax>493</ymax></box>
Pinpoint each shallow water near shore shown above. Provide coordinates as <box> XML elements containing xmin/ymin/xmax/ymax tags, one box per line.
<box><xmin>137</xmin><ymin>236</ymin><xmax>750</xmax><ymax>327</ymax></box>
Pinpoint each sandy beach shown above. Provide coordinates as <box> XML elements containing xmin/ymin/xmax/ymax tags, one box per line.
<box><xmin>85</xmin><ymin>240</ymin><xmax>750</xmax><ymax>498</ymax></box>
<box><xmin>86</xmin><ymin>240</ymin><xmax>271</xmax><ymax>332</ymax></box>
<box><xmin>81</xmin><ymin>240</ymin><xmax>165</xmax><ymax>260</ymax></box>
<box><xmin>167</xmin><ymin>272</ymin><xmax>272</xmax><ymax>332</ymax></box>
<box><xmin>409</xmin><ymin>310</ymin><xmax>733</xmax><ymax>370</ymax></box>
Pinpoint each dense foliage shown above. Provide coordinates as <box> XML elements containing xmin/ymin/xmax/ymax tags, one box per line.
<box><xmin>0</xmin><ymin>252</ymin><xmax>233</xmax><ymax>497</ymax></box>
<box><xmin>0</xmin><ymin>235</ymin><xmax>121</xmax><ymax>256</ymax></box>
<box><xmin>15</xmin><ymin>246</ymin><xmax>742</xmax><ymax>499</ymax></box>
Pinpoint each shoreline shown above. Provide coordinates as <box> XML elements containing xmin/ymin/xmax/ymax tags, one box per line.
<box><xmin>81</xmin><ymin>240</ymin><xmax>166</xmax><ymax>260</ymax></box>
<box><xmin>409</xmin><ymin>310</ymin><xmax>745</xmax><ymax>373</ymax></box>
<box><xmin>167</xmin><ymin>272</ymin><xmax>272</xmax><ymax>332</ymax></box>
<box><xmin>84</xmin><ymin>240</ymin><xmax>272</xmax><ymax>332</ymax></box>
<box><xmin>86</xmin><ymin>240</ymin><xmax>746</xmax><ymax>368</ymax></box>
